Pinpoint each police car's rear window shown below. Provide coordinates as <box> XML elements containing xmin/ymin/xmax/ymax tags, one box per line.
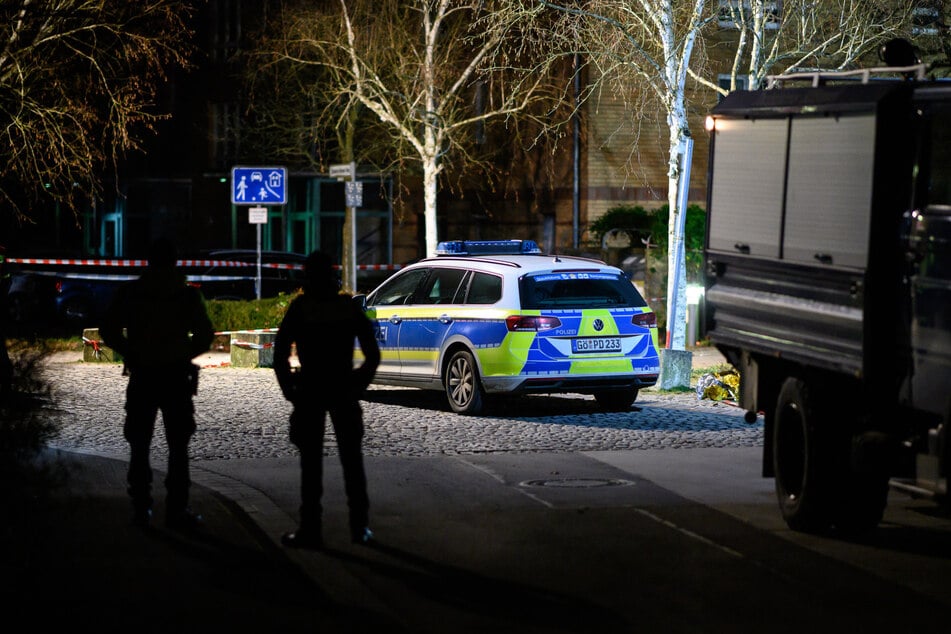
<box><xmin>519</xmin><ymin>272</ymin><xmax>647</xmax><ymax>309</ymax></box>
<box><xmin>465</xmin><ymin>272</ymin><xmax>502</xmax><ymax>304</ymax></box>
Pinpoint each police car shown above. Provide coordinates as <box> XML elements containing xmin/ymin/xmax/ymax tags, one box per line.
<box><xmin>356</xmin><ymin>239</ymin><xmax>660</xmax><ymax>414</ymax></box>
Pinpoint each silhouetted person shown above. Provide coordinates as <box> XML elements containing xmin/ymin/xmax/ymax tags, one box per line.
<box><xmin>274</xmin><ymin>251</ymin><xmax>380</xmax><ymax>549</ymax></box>
<box><xmin>101</xmin><ymin>237</ymin><xmax>214</xmax><ymax>529</ymax></box>
<box><xmin>0</xmin><ymin>270</ymin><xmax>12</xmax><ymax>402</ymax></box>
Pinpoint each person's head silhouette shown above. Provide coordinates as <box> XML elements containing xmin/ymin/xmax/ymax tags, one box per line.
<box><xmin>147</xmin><ymin>237</ymin><xmax>178</xmax><ymax>270</ymax></box>
<box><xmin>304</xmin><ymin>251</ymin><xmax>340</xmax><ymax>296</ymax></box>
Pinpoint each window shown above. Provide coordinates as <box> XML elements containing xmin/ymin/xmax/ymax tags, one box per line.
<box><xmin>718</xmin><ymin>0</ymin><xmax>781</xmax><ymax>30</ymax></box>
<box><xmin>210</xmin><ymin>0</ymin><xmax>242</xmax><ymax>62</ymax></box>
<box><xmin>211</xmin><ymin>102</ymin><xmax>239</xmax><ymax>169</ymax></box>
<box><xmin>369</xmin><ymin>269</ymin><xmax>429</xmax><ymax>306</ymax></box>
<box><xmin>922</xmin><ymin>106</ymin><xmax>951</xmax><ymax>208</ymax></box>
<box><xmin>718</xmin><ymin>74</ymin><xmax>749</xmax><ymax>101</ymax></box>
<box><xmin>912</xmin><ymin>5</ymin><xmax>941</xmax><ymax>36</ymax></box>
<box><xmin>465</xmin><ymin>272</ymin><xmax>502</xmax><ymax>304</ymax></box>
<box><xmin>519</xmin><ymin>273</ymin><xmax>647</xmax><ymax>309</ymax></box>
<box><xmin>418</xmin><ymin>268</ymin><xmax>468</xmax><ymax>304</ymax></box>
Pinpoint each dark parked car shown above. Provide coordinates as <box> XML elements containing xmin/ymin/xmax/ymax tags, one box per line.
<box><xmin>3</xmin><ymin>269</ymin><xmax>60</xmax><ymax>335</ymax></box>
<box><xmin>2</xmin><ymin>249</ymin><xmax>307</xmax><ymax>335</ymax></box>
<box><xmin>53</xmin><ymin>273</ymin><xmax>130</xmax><ymax>327</ymax></box>
<box><xmin>183</xmin><ymin>249</ymin><xmax>307</xmax><ymax>300</ymax></box>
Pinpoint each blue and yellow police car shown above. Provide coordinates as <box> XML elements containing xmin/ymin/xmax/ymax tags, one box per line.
<box><xmin>355</xmin><ymin>239</ymin><xmax>660</xmax><ymax>414</ymax></box>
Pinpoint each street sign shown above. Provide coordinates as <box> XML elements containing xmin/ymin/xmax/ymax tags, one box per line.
<box><xmin>248</xmin><ymin>206</ymin><xmax>268</xmax><ymax>224</ymax></box>
<box><xmin>329</xmin><ymin>162</ymin><xmax>355</xmax><ymax>180</ymax></box>
<box><xmin>345</xmin><ymin>181</ymin><xmax>363</xmax><ymax>207</ymax></box>
<box><xmin>231</xmin><ymin>166</ymin><xmax>287</xmax><ymax>205</ymax></box>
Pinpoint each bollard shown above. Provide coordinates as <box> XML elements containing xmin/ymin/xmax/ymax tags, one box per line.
<box><xmin>229</xmin><ymin>330</ymin><xmax>277</xmax><ymax>368</ymax></box>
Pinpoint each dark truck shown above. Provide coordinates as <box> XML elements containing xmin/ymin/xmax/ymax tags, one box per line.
<box><xmin>702</xmin><ymin>58</ymin><xmax>950</xmax><ymax>533</ymax></box>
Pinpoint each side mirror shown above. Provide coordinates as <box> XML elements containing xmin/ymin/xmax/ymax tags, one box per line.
<box><xmin>352</xmin><ymin>293</ymin><xmax>368</xmax><ymax>311</ymax></box>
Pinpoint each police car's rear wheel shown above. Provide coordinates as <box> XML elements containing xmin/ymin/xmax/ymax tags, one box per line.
<box><xmin>445</xmin><ymin>350</ymin><xmax>484</xmax><ymax>415</ymax></box>
<box><xmin>594</xmin><ymin>388</ymin><xmax>639</xmax><ymax>412</ymax></box>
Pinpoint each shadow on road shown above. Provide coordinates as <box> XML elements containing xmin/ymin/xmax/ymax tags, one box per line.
<box><xmin>320</xmin><ymin>540</ymin><xmax>629</xmax><ymax>632</ymax></box>
<box><xmin>362</xmin><ymin>389</ymin><xmax>759</xmax><ymax>432</ymax></box>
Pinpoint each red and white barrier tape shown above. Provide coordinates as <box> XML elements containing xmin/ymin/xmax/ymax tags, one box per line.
<box><xmin>230</xmin><ymin>341</ymin><xmax>274</xmax><ymax>350</ymax></box>
<box><xmin>12</xmin><ymin>258</ymin><xmax>149</xmax><ymax>267</ymax></box>
<box><xmin>82</xmin><ymin>336</ymin><xmax>104</xmax><ymax>360</ymax></box>
<box><xmin>214</xmin><ymin>329</ymin><xmax>278</xmax><ymax>335</ymax></box>
<box><xmin>84</xmin><ymin>335</ymin><xmax>232</xmax><ymax>368</ymax></box>
<box><xmin>6</xmin><ymin>257</ymin><xmax>404</xmax><ymax>271</ymax></box>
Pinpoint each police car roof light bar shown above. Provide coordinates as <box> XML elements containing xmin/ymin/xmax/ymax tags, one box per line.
<box><xmin>436</xmin><ymin>240</ymin><xmax>542</xmax><ymax>256</ymax></box>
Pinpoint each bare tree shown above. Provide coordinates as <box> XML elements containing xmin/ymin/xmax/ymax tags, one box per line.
<box><xmin>0</xmin><ymin>0</ymin><xmax>194</xmax><ymax>224</ymax></box>
<box><xmin>522</xmin><ymin>0</ymin><xmax>915</xmax><ymax>359</ymax></box>
<box><xmin>529</xmin><ymin>0</ymin><xmax>711</xmax><ymax>356</ymax></box>
<box><xmin>701</xmin><ymin>0</ymin><xmax>915</xmax><ymax>94</ymax></box>
<box><xmin>254</xmin><ymin>0</ymin><xmax>560</xmax><ymax>258</ymax></box>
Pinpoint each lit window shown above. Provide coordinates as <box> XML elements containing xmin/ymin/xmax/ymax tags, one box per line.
<box><xmin>718</xmin><ymin>0</ymin><xmax>781</xmax><ymax>31</ymax></box>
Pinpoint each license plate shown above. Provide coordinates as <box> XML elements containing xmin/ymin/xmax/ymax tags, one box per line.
<box><xmin>572</xmin><ymin>337</ymin><xmax>622</xmax><ymax>354</ymax></box>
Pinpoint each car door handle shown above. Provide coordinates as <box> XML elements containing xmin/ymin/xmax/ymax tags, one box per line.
<box><xmin>389</xmin><ymin>315</ymin><xmax>402</xmax><ymax>324</ymax></box>
<box><xmin>438</xmin><ymin>314</ymin><xmax>453</xmax><ymax>324</ymax></box>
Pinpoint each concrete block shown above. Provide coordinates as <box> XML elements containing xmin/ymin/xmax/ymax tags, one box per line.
<box><xmin>82</xmin><ymin>328</ymin><xmax>123</xmax><ymax>363</ymax></box>
<box><xmin>230</xmin><ymin>330</ymin><xmax>276</xmax><ymax>368</ymax></box>
<box><xmin>658</xmin><ymin>348</ymin><xmax>692</xmax><ymax>390</ymax></box>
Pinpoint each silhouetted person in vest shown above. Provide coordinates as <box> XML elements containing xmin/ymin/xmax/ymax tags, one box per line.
<box><xmin>274</xmin><ymin>251</ymin><xmax>380</xmax><ymax>549</ymax></box>
<box><xmin>101</xmin><ymin>237</ymin><xmax>214</xmax><ymax>530</ymax></box>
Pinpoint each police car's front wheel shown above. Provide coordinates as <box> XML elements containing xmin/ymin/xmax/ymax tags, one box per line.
<box><xmin>445</xmin><ymin>350</ymin><xmax>484</xmax><ymax>415</ymax></box>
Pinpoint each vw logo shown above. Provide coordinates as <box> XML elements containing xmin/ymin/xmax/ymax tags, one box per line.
<box><xmin>593</xmin><ymin>318</ymin><xmax>604</xmax><ymax>332</ymax></box>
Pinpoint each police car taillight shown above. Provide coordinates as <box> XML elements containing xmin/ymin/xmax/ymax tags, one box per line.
<box><xmin>631</xmin><ymin>312</ymin><xmax>656</xmax><ymax>327</ymax></box>
<box><xmin>506</xmin><ymin>315</ymin><xmax>562</xmax><ymax>331</ymax></box>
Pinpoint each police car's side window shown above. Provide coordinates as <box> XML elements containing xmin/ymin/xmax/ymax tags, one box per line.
<box><xmin>418</xmin><ymin>267</ymin><xmax>468</xmax><ymax>304</ymax></box>
<box><xmin>369</xmin><ymin>269</ymin><xmax>430</xmax><ymax>306</ymax></box>
<box><xmin>465</xmin><ymin>272</ymin><xmax>502</xmax><ymax>304</ymax></box>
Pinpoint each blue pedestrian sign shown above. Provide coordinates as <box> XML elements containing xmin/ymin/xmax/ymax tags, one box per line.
<box><xmin>231</xmin><ymin>166</ymin><xmax>287</xmax><ymax>205</ymax></box>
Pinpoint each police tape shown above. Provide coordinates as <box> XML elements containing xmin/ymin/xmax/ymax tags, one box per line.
<box><xmin>5</xmin><ymin>257</ymin><xmax>403</xmax><ymax>272</ymax></box>
<box><xmin>82</xmin><ymin>336</ymin><xmax>105</xmax><ymax>360</ymax></box>
<box><xmin>214</xmin><ymin>328</ymin><xmax>279</xmax><ymax>335</ymax></box>
<box><xmin>82</xmin><ymin>334</ymin><xmax>235</xmax><ymax>368</ymax></box>
<box><xmin>8</xmin><ymin>257</ymin><xmax>300</xmax><ymax>270</ymax></box>
<box><xmin>230</xmin><ymin>340</ymin><xmax>274</xmax><ymax>350</ymax></box>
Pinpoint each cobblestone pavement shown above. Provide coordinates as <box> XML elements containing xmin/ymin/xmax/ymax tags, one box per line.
<box><xmin>40</xmin><ymin>358</ymin><xmax>763</xmax><ymax>461</ymax></box>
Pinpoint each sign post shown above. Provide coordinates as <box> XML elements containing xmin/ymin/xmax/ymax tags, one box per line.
<box><xmin>330</xmin><ymin>162</ymin><xmax>359</xmax><ymax>291</ymax></box>
<box><xmin>232</xmin><ymin>167</ymin><xmax>287</xmax><ymax>301</ymax></box>
<box><xmin>248</xmin><ymin>206</ymin><xmax>268</xmax><ymax>299</ymax></box>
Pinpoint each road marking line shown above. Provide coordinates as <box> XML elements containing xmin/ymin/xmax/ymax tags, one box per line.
<box><xmin>634</xmin><ymin>508</ymin><xmax>744</xmax><ymax>559</ymax></box>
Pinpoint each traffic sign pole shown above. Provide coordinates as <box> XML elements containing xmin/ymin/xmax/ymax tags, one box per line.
<box><xmin>331</xmin><ymin>162</ymin><xmax>358</xmax><ymax>292</ymax></box>
<box><xmin>249</xmin><ymin>206</ymin><xmax>268</xmax><ymax>300</ymax></box>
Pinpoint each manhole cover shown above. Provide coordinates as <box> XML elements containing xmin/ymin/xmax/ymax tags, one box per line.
<box><xmin>519</xmin><ymin>478</ymin><xmax>634</xmax><ymax>489</ymax></box>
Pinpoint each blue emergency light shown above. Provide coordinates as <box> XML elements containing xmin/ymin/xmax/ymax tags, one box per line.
<box><xmin>436</xmin><ymin>240</ymin><xmax>542</xmax><ymax>256</ymax></box>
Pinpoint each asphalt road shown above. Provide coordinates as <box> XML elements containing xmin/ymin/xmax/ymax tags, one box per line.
<box><xmin>39</xmin><ymin>352</ymin><xmax>951</xmax><ymax>632</ymax></box>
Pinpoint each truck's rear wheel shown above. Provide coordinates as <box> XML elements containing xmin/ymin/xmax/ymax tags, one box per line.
<box><xmin>773</xmin><ymin>378</ymin><xmax>835</xmax><ymax>533</ymax></box>
<box><xmin>773</xmin><ymin>377</ymin><xmax>888</xmax><ymax>535</ymax></box>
